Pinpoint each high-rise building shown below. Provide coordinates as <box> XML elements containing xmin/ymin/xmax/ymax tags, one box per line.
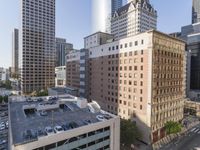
<box><xmin>66</xmin><ymin>50</ymin><xmax>80</xmax><ymax>92</ymax></box>
<box><xmin>87</xmin><ymin>30</ymin><xmax>186</xmax><ymax>144</ymax></box>
<box><xmin>56</xmin><ymin>38</ymin><xmax>73</xmax><ymax>67</ymax></box>
<box><xmin>12</xmin><ymin>28</ymin><xmax>19</xmax><ymax>76</ymax></box>
<box><xmin>91</xmin><ymin>0</ymin><xmax>111</xmax><ymax>33</ymax></box>
<box><xmin>179</xmin><ymin>23</ymin><xmax>200</xmax><ymax>100</ymax></box>
<box><xmin>111</xmin><ymin>0</ymin><xmax>123</xmax><ymax>15</ymax></box>
<box><xmin>192</xmin><ymin>0</ymin><xmax>200</xmax><ymax>23</ymax></box>
<box><xmin>9</xmin><ymin>95</ymin><xmax>120</xmax><ymax>150</ymax></box>
<box><xmin>20</xmin><ymin>0</ymin><xmax>56</xmax><ymax>94</ymax></box>
<box><xmin>111</xmin><ymin>0</ymin><xmax>157</xmax><ymax>39</ymax></box>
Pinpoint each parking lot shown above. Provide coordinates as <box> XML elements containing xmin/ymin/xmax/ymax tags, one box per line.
<box><xmin>0</xmin><ymin>104</ymin><xmax>8</xmax><ymax>150</ymax></box>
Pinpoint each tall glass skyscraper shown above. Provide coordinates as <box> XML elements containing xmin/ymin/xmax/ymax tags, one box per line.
<box><xmin>111</xmin><ymin>0</ymin><xmax>123</xmax><ymax>15</ymax></box>
<box><xmin>91</xmin><ymin>0</ymin><xmax>123</xmax><ymax>33</ymax></box>
<box><xmin>192</xmin><ymin>0</ymin><xmax>200</xmax><ymax>23</ymax></box>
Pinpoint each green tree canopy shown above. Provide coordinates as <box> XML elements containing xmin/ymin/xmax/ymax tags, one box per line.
<box><xmin>165</xmin><ymin>121</ymin><xmax>182</xmax><ymax>135</ymax></box>
<box><xmin>120</xmin><ymin>119</ymin><xmax>142</xmax><ymax>149</ymax></box>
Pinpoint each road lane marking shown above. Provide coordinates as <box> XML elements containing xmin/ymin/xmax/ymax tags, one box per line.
<box><xmin>191</xmin><ymin>128</ymin><xmax>196</xmax><ymax>132</ymax></box>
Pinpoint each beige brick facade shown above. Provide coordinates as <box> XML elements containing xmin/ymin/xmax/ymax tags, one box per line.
<box><xmin>88</xmin><ymin>30</ymin><xmax>186</xmax><ymax>144</ymax></box>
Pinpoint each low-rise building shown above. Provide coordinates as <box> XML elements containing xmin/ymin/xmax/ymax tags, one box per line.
<box><xmin>48</xmin><ymin>87</ymin><xmax>79</xmax><ymax>97</ymax></box>
<box><xmin>0</xmin><ymin>68</ymin><xmax>9</xmax><ymax>81</ymax></box>
<box><xmin>184</xmin><ymin>99</ymin><xmax>200</xmax><ymax>117</ymax></box>
<box><xmin>9</xmin><ymin>95</ymin><xmax>120</xmax><ymax>150</ymax></box>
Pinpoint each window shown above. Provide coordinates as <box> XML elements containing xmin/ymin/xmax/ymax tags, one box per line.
<box><xmin>129</xmin><ymin>42</ymin><xmax>133</xmax><ymax>47</ymax></box>
<box><xmin>141</xmin><ymin>73</ymin><xmax>143</xmax><ymax>78</ymax></box>
<box><xmin>134</xmin><ymin>66</ymin><xmax>137</xmax><ymax>70</ymax></box>
<box><xmin>141</xmin><ymin>50</ymin><xmax>144</xmax><ymax>54</ymax></box>
<box><xmin>141</xmin><ymin>66</ymin><xmax>143</xmax><ymax>70</ymax></box>
<box><xmin>141</xmin><ymin>40</ymin><xmax>144</xmax><ymax>44</ymax></box>
<box><xmin>141</xmin><ymin>58</ymin><xmax>143</xmax><ymax>62</ymax></box>
<box><xmin>135</xmin><ymin>41</ymin><xmax>138</xmax><ymax>46</ymax></box>
<box><xmin>140</xmin><ymin>105</ymin><xmax>143</xmax><ymax>110</ymax></box>
<box><xmin>125</xmin><ymin>43</ymin><xmax>128</xmax><ymax>48</ymax></box>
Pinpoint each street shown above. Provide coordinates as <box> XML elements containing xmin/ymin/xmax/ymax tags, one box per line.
<box><xmin>160</xmin><ymin>124</ymin><xmax>200</xmax><ymax>150</ymax></box>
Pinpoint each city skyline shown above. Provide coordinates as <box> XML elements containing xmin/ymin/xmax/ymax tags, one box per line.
<box><xmin>0</xmin><ymin>0</ymin><xmax>192</xmax><ymax>68</ymax></box>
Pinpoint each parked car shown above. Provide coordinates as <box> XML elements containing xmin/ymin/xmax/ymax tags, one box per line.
<box><xmin>5</xmin><ymin>121</ymin><xmax>8</xmax><ymax>128</ymax></box>
<box><xmin>0</xmin><ymin>122</ymin><xmax>5</xmax><ymax>130</ymax></box>
<box><xmin>40</xmin><ymin>110</ymin><xmax>47</xmax><ymax>116</ymax></box>
<box><xmin>54</xmin><ymin>126</ymin><xmax>63</xmax><ymax>133</ymax></box>
<box><xmin>45</xmin><ymin>126</ymin><xmax>54</xmax><ymax>135</ymax></box>
<box><xmin>0</xmin><ymin>139</ymin><xmax>6</xmax><ymax>145</ymax></box>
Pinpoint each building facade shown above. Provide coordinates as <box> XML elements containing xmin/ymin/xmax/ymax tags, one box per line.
<box><xmin>192</xmin><ymin>0</ymin><xmax>200</xmax><ymax>24</ymax></box>
<box><xmin>66</xmin><ymin>50</ymin><xmax>80</xmax><ymax>91</ymax></box>
<box><xmin>55</xmin><ymin>66</ymin><xmax>66</xmax><ymax>87</ymax></box>
<box><xmin>9</xmin><ymin>95</ymin><xmax>120</xmax><ymax>150</ymax></box>
<box><xmin>111</xmin><ymin>0</ymin><xmax>157</xmax><ymax>40</ymax></box>
<box><xmin>56</xmin><ymin>38</ymin><xmax>73</xmax><ymax>67</ymax></box>
<box><xmin>20</xmin><ymin>0</ymin><xmax>56</xmax><ymax>94</ymax></box>
<box><xmin>180</xmin><ymin>23</ymin><xmax>200</xmax><ymax>100</ymax></box>
<box><xmin>0</xmin><ymin>68</ymin><xmax>9</xmax><ymax>81</ymax></box>
<box><xmin>87</xmin><ymin>30</ymin><xmax>185</xmax><ymax>144</ymax></box>
<box><xmin>84</xmin><ymin>32</ymin><xmax>114</xmax><ymax>49</ymax></box>
<box><xmin>111</xmin><ymin>0</ymin><xmax>123</xmax><ymax>15</ymax></box>
<box><xmin>12</xmin><ymin>28</ymin><xmax>19</xmax><ymax>76</ymax></box>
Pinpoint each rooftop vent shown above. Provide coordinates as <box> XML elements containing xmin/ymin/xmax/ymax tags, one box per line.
<box><xmin>88</xmin><ymin>101</ymin><xmax>101</xmax><ymax>113</ymax></box>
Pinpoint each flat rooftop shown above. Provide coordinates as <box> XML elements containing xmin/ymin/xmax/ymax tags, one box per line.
<box><xmin>9</xmin><ymin>95</ymin><xmax>114</xmax><ymax>146</ymax></box>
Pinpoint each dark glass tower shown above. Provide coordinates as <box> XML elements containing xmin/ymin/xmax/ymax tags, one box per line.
<box><xmin>111</xmin><ymin>0</ymin><xmax>123</xmax><ymax>15</ymax></box>
<box><xmin>192</xmin><ymin>0</ymin><xmax>200</xmax><ymax>23</ymax></box>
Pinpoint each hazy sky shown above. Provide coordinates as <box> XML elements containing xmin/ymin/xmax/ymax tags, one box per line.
<box><xmin>0</xmin><ymin>0</ymin><xmax>192</xmax><ymax>68</ymax></box>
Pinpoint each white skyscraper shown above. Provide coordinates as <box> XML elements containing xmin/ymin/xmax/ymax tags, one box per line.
<box><xmin>12</xmin><ymin>28</ymin><xmax>19</xmax><ymax>76</ymax></box>
<box><xmin>20</xmin><ymin>0</ymin><xmax>56</xmax><ymax>94</ymax></box>
<box><xmin>91</xmin><ymin>0</ymin><xmax>111</xmax><ymax>33</ymax></box>
<box><xmin>111</xmin><ymin>0</ymin><xmax>157</xmax><ymax>39</ymax></box>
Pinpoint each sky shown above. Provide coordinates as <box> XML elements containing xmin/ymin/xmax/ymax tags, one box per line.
<box><xmin>0</xmin><ymin>0</ymin><xmax>192</xmax><ymax>68</ymax></box>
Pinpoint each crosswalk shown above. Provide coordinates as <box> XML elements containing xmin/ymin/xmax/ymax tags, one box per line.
<box><xmin>190</xmin><ymin>128</ymin><xmax>200</xmax><ymax>134</ymax></box>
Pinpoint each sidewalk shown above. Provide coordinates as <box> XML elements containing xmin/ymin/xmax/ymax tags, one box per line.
<box><xmin>152</xmin><ymin>121</ymin><xmax>200</xmax><ymax>150</ymax></box>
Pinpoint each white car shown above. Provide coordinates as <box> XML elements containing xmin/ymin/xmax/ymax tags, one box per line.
<box><xmin>96</xmin><ymin>115</ymin><xmax>105</xmax><ymax>121</ymax></box>
<box><xmin>0</xmin><ymin>123</ymin><xmax>5</xmax><ymax>130</ymax></box>
<box><xmin>54</xmin><ymin>126</ymin><xmax>63</xmax><ymax>133</ymax></box>
<box><xmin>0</xmin><ymin>139</ymin><xmax>6</xmax><ymax>145</ymax></box>
<box><xmin>45</xmin><ymin>126</ymin><xmax>54</xmax><ymax>135</ymax></box>
<box><xmin>6</xmin><ymin>121</ymin><xmax>8</xmax><ymax>128</ymax></box>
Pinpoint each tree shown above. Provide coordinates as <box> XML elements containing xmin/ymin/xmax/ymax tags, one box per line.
<box><xmin>0</xmin><ymin>80</ymin><xmax>12</xmax><ymax>89</ymax></box>
<box><xmin>165</xmin><ymin>121</ymin><xmax>182</xmax><ymax>135</ymax></box>
<box><xmin>120</xmin><ymin>119</ymin><xmax>142</xmax><ymax>149</ymax></box>
<box><xmin>31</xmin><ymin>89</ymin><xmax>48</xmax><ymax>97</ymax></box>
<box><xmin>3</xmin><ymin>95</ymin><xmax>8</xmax><ymax>103</ymax></box>
<box><xmin>0</xmin><ymin>96</ymin><xmax>3</xmax><ymax>104</ymax></box>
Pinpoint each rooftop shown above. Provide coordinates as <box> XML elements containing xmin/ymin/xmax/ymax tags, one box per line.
<box><xmin>9</xmin><ymin>95</ymin><xmax>115</xmax><ymax>146</ymax></box>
